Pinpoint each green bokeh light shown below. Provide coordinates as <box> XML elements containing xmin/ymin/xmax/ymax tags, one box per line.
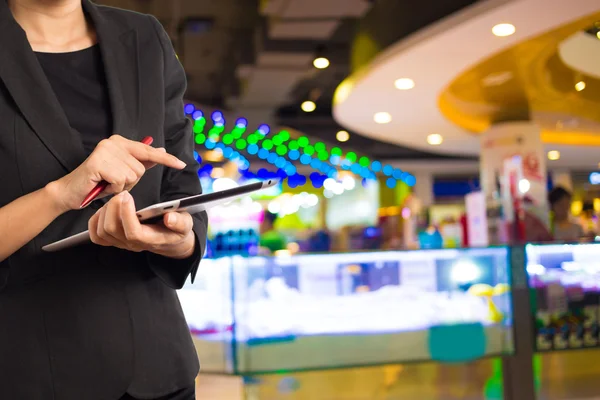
<box><xmin>304</xmin><ymin>145</ymin><xmax>315</xmax><ymax>156</ymax></box>
<box><xmin>235</xmin><ymin>139</ymin><xmax>247</xmax><ymax>150</ymax></box>
<box><xmin>314</xmin><ymin>142</ymin><xmax>326</xmax><ymax>152</ymax></box>
<box><xmin>298</xmin><ymin>136</ymin><xmax>309</xmax><ymax>147</ymax></box>
<box><xmin>318</xmin><ymin>151</ymin><xmax>329</xmax><ymax>161</ymax></box>
<box><xmin>262</xmin><ymin>140</ymin><xmax>274</xmax><ymax>150</ymax></box>
<box><xmin>276</xmin><ymin>145</ymin><xmax>287</xmax><ymax>156</ymax></box>
<box><xmin>194</xmin><ymin>133</ymin><xmax>206</xmax><ymax>144</ymax></box>
<box><xmin>359</xmin><ymin>156</ymin><xmax>370</xmax><ymax>167</ymax></box>
<box><xmin>233</xmin><ymin>127</ymin><xmax>246</xmax><ymax>139</ymax></box>
<box><xmin>331</xmin><ymin>147</ymin><xmax>342</xmax><ymax>156</ymax></box>
<box><xmin>279</xmin><ymin>130</ymin><xmax>290</xmax><ymax>141</ymax></box>
<box><xmin>247</xmin><ymin>134</ymin><xmax>258</xmax><ymax>144</ymax></box>
<box><xmin>346</xmin><ymin>152</ymin><xmax>357</xmax><ymax>162</ymax></box>
<box><xmin>222</xmin><ymin>134</ymin><xmax>234</xmax><ymax>145</ymax></box>
<box><xmin>273</xmin><ymin>136</ymin><xmax>283</xmax><ymax>146</ymax></box>
<box><xmin>289</xmin><ymin>140</ymin><xmax>299</xmax><ymax>150</ymax></box>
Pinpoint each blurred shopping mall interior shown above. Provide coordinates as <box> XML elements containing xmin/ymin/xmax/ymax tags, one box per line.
<box><xmin>99</xmin><ymin>0</ymin><xmax>600</xmax><ymax>398</ymax></box>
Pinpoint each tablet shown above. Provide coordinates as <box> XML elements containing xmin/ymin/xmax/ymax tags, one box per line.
<box><xmin>42</xmin><ymin>179</ymin><xmax>279</xmax><ymax>252</ymax></box>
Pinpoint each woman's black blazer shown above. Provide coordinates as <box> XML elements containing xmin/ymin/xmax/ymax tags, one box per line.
<box><xmin>0</xmin><ymin>1</ymin><xmax>208</xmax><ymax>399</ymax></box>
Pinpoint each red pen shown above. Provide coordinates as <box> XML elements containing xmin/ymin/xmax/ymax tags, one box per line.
<box><xmin>80</xmin><ymin>136</ymin><xmax>154</xmax><ymax>209</ymax></box>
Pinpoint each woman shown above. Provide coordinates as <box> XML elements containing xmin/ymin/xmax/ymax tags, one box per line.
<box><xmin>0</xmin><ymin>0</ymin><xmax>207</xmax><ymax>399</ymax></box>
<box><xmin>548</xmin><ymin>186</ymin><xmax>583</xmax><ymax>242</ymax></box>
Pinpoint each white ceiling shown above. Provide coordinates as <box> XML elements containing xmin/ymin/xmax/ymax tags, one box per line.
<box><xmin>268</xmin><ymin>0</ymin><xmax>371</xmax><ymax>19</ymax></box>
<box><xmin>269</xmin><ymin>20</ymin><xmax>340</xmax><ymax>40</ymax></box>
<box><xmin>559</xmin><ymin>31</ymin><xmax>600</xmax><ymax>79</ymax></box>
<box><xmin>235</xmin><ymin>0</ymin><xmax>371</xmax><ymax>111</ymax></box>
<box><xmin>332</xmin><ymin>0</ymin><xmax>600</xmax><ymax>168</ymax></box>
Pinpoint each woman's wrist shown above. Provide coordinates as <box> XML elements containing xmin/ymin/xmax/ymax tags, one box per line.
<box><xmin>44</xmin><ymin>180</ymin><xmax>71</xmax><ymax>216</ymax></box>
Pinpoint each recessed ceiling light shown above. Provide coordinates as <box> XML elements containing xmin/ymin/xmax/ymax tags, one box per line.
<box><xmin>575</xmin><ymin>81</ymin><xmax>586</xmax><ymax>91</ymax></box>
<box><xmin>374</xmin><ymin>112</ymin><xmax>392</xmax><ymax>124</ymax></box>
<box><xmin>547</xmin><ymin>150</ymin><xmax>560</xmax><ymax>161</ymax></box>
<box><xmin>482</xmin><ymin>71</ymin><xmax>513</xmax><ymax>87</ymax></box>
<box><xmin>427</xmin><ymin>134</ymin><xmax>443</xmax><ymax>145</ymax></box>
<box><xmin>336</xmin><ymin>130</ymin><xmax>350</xmax><ymax>142</ymax></box>
<box><xmin>313</xmin><ymin>57</ymin><xmax>330</xmax><ymax>69</ymax></box>
<box><xmin>394</xmin><ymin>78</ymin><xmax>415</xmax><ymax>90</ymax></box>
<box><xmin>301</xmin><ymin>101</ymin><xmax>316</xmax><ymax>112</ymax></box>
<box><xmin>492</xmin><ymin>23</ymin><xmax>515</xmax><ymax>37</ymax></box>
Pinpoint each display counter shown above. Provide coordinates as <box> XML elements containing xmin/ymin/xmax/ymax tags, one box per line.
<box><xmin>177</xmin><ymin>247</ymin><xmax>514</xmax><ymax>374</ymax></box>
<box><xmin>526</xmin><ymin>243</ymin><xmax>600</xmax><ymax>352</ymax></box>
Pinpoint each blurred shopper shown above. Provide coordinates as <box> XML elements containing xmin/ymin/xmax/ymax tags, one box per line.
<box><xmin>259</xmin><ymin>211</ymin><xmax>287</xmax><ymax>253</ymax></box>
<box><xmin>0</xmin><ymin>0</ymin><xmax>207</xmax><ymax>399</ymax></box>
<box><xmin>549</xmin><ymin>187</ymin><xmax>583</xmax><ymax>241</ymax></box>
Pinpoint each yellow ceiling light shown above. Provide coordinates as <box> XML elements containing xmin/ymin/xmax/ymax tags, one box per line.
<box><xmin>336</xmin><ymin>130</ymin><xmax>350</xmax><ymax>142</ymax></box>
<box><xmin>547</xmin><ymin>150</ymin><xmax>560</xmax><ymax>161</ymax></box>
<box><xmin>427</xmin><ymin>133</ymin><xmax>443</xmax><ymax>145</ymax></box>
<box><xmin>394</xmin><ymin>78</ymin><xmax>415</xmax><ymax>90</ymax></box>
<box><xmin>374</xmin><ymin>112</ymin><xmax>392</xmax><ymax>124</ymax></box>
<box><xmin>492</xmin><ymin>23</ymin><xmax>516</xmax><ymax>37</ymax></box>
<box><xmin>313</xmin><ymin>57</ymin><xmax>330</xmax><ymax>69</ymax></box>
<box><xmin>575</xmin><ymin>81</ymin><xmax>586</xmax><ymax>91</ymax></box>
<box><xmin>301</xmin><ymin>101</ymin><xmax>316</xmax><ymax>112</ymax></box>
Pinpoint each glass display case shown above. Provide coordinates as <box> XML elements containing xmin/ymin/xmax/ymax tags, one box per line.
<box><xmin>178</xmin><ymin>247</ymin><xmax>514</xmax><ymax>374</ymax></box>
<box><xmin>526</xmin><ymin>243</ymin><xmax>600</xmax><ymax>352</ymax></box>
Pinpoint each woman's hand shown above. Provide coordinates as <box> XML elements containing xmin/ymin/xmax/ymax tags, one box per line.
<box><xmin>47</xmin><ymin>135</ymin><xmax>186</xmax><ymax>213</ymax></box>
<box><xmin>88</xmin><ymin>191</ymin><xmax>196</xmax><ymax>259</ymax></box>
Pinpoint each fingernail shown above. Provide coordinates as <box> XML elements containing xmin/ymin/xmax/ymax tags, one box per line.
<box><xmin>168</xmin><ymin>213</ymin><xmax>177</xmax><ymax>225</ymax></box>
<box><xmin>178</xmin><ymin>160</ymin><xmax>187</xmax><ymax>168</ymax></box>
<box><xmin>121</xmin><ymin>191</ymin><xmax>130</xmax><ymax>203</ymax></box>
<box><xmin>158</xmin><ymin>147</ymin><xmax>166</xmax><ymax>152</ymax></box>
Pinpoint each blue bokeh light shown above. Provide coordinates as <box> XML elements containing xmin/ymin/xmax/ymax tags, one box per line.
<box><xmin>258</xmin><ymin>124</ymin><xmax>270</xmax><ymax>135</ymax></box>
<box><xmin>300</xmin><ymin>154</ymin><xmax>311</xmax><ymax>165</ymax></box>
<box><xmin>383</xmin><ymin>164</ymin><xmax>393</xmax><ymax>176</ymax></box>
<box><xmin>247</xmin><ymin>144</ymin><xmax>259</xmax><ymax>155</ymax></box>
<box><xmin>235</xmin><ymin>118</ymin><xmax>248</xmax><ymax>128</ymax></box>
<box><xmin>211</xmin><ymin>110</ymin><xmax>223</xmax><ymax>122</ymax></box>
<box><xmin>205</xmin><ymin>139</ymin><xmax>216</xmax><ymax>149</ymax></box>
<box><xmin>258</xmin><ymin>149</ymin><xmax>269</xmax><ymax>159</ymax></box>
<box><xmin>184</xmin><ymin>104</ymin><xmax>195</xmax><ymax>114</ymax></box>
<box><xmin>267</xmin><ymin>153</ymin><xmax>278</xmax><ymax>164</ymax></box>
<box><xmin>275</xmin><ymin>157</ymin><xmax>286</xmax><ymax>168</ymax></box>
<box><xmin>371</xmin><ymin>160</ymin><xmax>382</xmax><ymax>172</ymax></box>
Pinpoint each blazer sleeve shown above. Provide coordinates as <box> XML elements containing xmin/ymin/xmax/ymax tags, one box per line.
<box><xmin>146</xmin><ymin>15</ymin><xmax>208</xmax><ymax>289</ymax></box>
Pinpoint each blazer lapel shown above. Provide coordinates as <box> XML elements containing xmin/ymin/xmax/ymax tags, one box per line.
<box><xmin>83</xmin><ymin>0</ymin><xmax>140</xmax><ymax>140</ymax></box>
<box><xmin>0</xmin><ymin>0</ymin><xmax>141</xmax><ymax>174</ymax></box>
<box><xmin>0</xmin><ymin>1</ymin><xmax>86</xmax><ymax>172</ymax></box>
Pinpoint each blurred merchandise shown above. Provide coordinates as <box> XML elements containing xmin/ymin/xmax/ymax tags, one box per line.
<box><xmin>178</xmin><ymin>247</ymin><xmax>513</xmax><ymax>374</ymax></box>
<box><xmin>527</xmin><ymin>243</ymin><xmax>600</xmax><ymax>352</ymax></box>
